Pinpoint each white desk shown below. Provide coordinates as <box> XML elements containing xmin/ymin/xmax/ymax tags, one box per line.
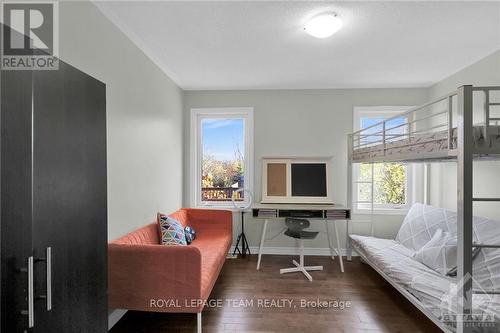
<box><xmin>252</xmin><ymin>204</ymin><xmax>351</xmax><ymax>273</ymax></box>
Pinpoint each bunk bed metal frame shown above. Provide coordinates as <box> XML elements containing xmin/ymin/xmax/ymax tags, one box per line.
<box><xmin>347</xmin><ymin>85</ymin><xmax>500</xmax><ymax>333</ymax></box>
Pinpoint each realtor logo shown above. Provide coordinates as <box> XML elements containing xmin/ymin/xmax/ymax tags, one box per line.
<box><xmin>440</xmin><ymin>273</ymin><xmax>496</xmax><ymax>329</ymax></box>
<box><xmin>1</xmin><ymin>1</ymin><xmax>59</xmax><ymax>70</ymax></box>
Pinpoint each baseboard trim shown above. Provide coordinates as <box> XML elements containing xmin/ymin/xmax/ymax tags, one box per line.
<box><xmin>108</xmin><ymin>309</ymin><xmax>127</xmax><ymax>330</ymax></box>
<box><xmin>229</xmin><ymin>246</ymin><xmax>358</xmax><ymax>257</ymax></box>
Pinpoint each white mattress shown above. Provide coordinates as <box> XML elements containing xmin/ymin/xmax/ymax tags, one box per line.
<box><xmin>352</xmin><ymin>125</ymin><xmax>500</xmax><ymax>162</ymax></box>
<box><xmin>351</xmin><ymin>235</ymin><xmax>500</xmax><ymax>332</ymax></box>
<box><xmin>396</xmin><ymin>204</ymin><xmax>500</xmax><ymax>331</ymax></box>
<box><xmin>397</xmin><ymin>204</ymin><xmax>500</xmax><ymax>291</ymax></box>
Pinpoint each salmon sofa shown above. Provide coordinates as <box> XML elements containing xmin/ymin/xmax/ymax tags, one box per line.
<box><xmin>108</xmin><ymin>208</ymin><xmax>233</xmax><ymax>332</ymax></box>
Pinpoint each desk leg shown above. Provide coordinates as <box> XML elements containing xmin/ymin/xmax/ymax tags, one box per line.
<box><xmin>333</xmin><ymin>220</ymin><xmax>345</xmax><ymax>273</ymax></box>
<box><xmin>256</xmin><ymin>219</ymin><xmax>268</xmax><ymax>270</ymax></box>
<box><xmin>346</xmin><ymin>220</ymin><xmax>352</xmax><ymax>262</ymax></box>
<box><xmin>325</xmin><ymin>220</ymin><xmax>335</xmax><ymax>260</ymax></box>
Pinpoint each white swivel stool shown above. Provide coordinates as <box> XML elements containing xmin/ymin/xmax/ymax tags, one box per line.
<box><xmin>280</xmin><ymin>218</ymin><xmax>323</xmax><ymax>281</ymax></box>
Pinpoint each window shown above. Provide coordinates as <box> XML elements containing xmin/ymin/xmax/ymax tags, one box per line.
<box><xmin>353</xmin><ymin>107</ymin><xmax>413</xmax><ymax>214</ymax></box>
<box><xmin>191</xmin><ymin>108</ymin><xmax>253</xmax><ymax>207</ymax></box>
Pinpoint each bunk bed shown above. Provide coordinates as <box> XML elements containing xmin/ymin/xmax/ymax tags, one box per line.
<box><xmin>347</xmin><ymin>85</ymin><xmax>500</xmax><ymax>333</ymax></box>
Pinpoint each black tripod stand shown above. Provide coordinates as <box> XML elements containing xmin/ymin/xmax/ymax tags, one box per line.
<box><xmin>232</xmin><ymin>211</ymin><xmax>251</xmax><ymax>257</ymax></box>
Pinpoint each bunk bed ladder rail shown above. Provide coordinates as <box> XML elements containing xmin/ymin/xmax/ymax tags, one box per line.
<box><xmin>469</xmin><ymin>87</ymin><xmax>500</xmax><ymax>324</ymax></box>
<box><xmin>447</xmin><ymin>95</ymin><xmax>453</xmax><ymax>150</ymax></box>
<box><xmin>456</xmin><ymin>85</ymin><xmax>500</xmax><ymax>333</ymax></box>
<box><xmin>456</xmin><ymin>85</ymin><xmax>474</xmax><ymax>333</ymax></box>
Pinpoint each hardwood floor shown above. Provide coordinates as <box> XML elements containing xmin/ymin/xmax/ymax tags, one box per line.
<box><xmin>110</xmin><ymin>255</ymin><xmax>442</xmax><ymax>333</ymax></box>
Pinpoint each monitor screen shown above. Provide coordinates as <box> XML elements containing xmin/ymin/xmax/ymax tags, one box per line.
<box><xmin>291</xmin><ymin>163</ymin><xmax>327</xmax><ymax>197</ymax></box>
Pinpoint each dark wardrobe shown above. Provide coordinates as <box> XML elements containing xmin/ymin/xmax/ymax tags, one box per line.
<box><xmin>1</xmin><ymin>59</ymin><xmax>108</xmax><ymax>332</ymax></box>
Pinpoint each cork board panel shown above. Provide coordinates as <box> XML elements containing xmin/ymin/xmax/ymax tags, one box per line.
<box><xmin>267</xmin><ymin>163</ymin><xmax>287</xmax><ymax>196</ymax></box>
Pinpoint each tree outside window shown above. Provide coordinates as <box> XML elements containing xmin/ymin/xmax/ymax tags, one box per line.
<box><xmin>353</xmin><ymin>107</ymin><xmax>412</xmax><ymax>213</ymax></box>
<box><xmin>201</xmin><ymin>118</ymin><xmax>245</xmax><ymax>202</ymax></box>
<box><xmin>358</xmin><ymin>163</ymin><xmax>407</xmax><ymax>206</ymax></box>
<box><xmin>191</xmin><ymin>109</ymin><xmax>253</xmax><ymax>207</ymax></box>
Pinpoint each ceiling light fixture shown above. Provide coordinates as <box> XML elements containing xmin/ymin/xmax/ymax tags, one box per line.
<box><xmin>304</xmin><ymin>13</ymin><xmax>343</xmax><ymax>39</ymax></box>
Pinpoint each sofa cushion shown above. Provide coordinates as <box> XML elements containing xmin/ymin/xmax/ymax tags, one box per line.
<box><xmin>412</xmin><ymin>229</ymin><xmax>457</xmax><ymax>275</ymax></box>
<box><xmin>191</xmin><ymin>230</ymin><xmax>232</xmax><ymax>300</ymax></box>
<box><xmin>157</xmin><ymin>213</ymin><xmax>187</xmax><ymax>246</ymax></box>
<box><xmin>350</xmin><ymin>234</ymin><xmax>442</xmax><ymax>286</ymax></box>
<box><xmin>112</xmin><ymin>223</ymin><xmax>159</xmax><ymax>245</ymax></box>
<box><xmin>396</xmin><ymin>203</ymin><xmax>457</xmax><ymax>252</ymax></box>
<box><xmin>471</xmin><ymin>216</ymin><xmax>500</xmax><ymax>291</ymax></box>
<box><xmin>396</xmin><ymin>203</ymin><xmax>500</xmax><ymax>291</ymax></box>
<box><xmin>350</xmin><ymin>235</ymin><xmax>415</xmax><ymax>275</ymax></box>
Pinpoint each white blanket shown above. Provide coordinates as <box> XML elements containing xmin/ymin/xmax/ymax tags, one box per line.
<box><xmin>351</xmin><ymin>203</ymin><xmax>500</xmax><ymax>332</ymax></box>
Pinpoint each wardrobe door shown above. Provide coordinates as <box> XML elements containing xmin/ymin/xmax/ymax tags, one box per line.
<box><xmin>32</xmin><ymin>61</ymin><xmax>107</xmax><ymax>332</ymax></box>
<box><xmin>1</xmin><ymin>70</ymin><xmax>34</xmax><ymax>333</ymax></box>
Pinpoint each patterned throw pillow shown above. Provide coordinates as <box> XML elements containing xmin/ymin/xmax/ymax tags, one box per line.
<box><xmin>412</xmin><ymin>229</ymin><xmax>457</xmax><ymax>275</ymax></box>
<box><xmin>157</xmin><ymin>213</ymin><xmax>187</xmax><ymax>246</ymax></box>
<box><xmin>184</xmin><ymin>226</ymin><xmax>196</xmax><ymax>245</ymax></box>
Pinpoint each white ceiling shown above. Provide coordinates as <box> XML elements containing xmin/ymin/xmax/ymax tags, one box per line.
<box><xmin>95</xmin><ymin>1</ymin><xmax>500</xmax><ymax>90</ymax></box>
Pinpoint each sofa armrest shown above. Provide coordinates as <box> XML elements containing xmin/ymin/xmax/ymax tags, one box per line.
<box><xmin>185</xmin><ymin>209</ymin><xmax>233</xmax><ymax>233</ymax></box>
<box><xmin>108</xmin><ymin>243</ymin><xmax>202</xmax><ymax>311</ymax></box>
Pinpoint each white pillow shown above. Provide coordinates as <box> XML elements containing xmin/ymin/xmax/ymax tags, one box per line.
<box><xmin>412</xmin><ymin>229</ymin><xmax>457</xmax><ymax>275</ymax></box>
<box><xmin>396</xmin><ymin>203</ymin><xmax>457</xmax><ymax>252</ymax></box>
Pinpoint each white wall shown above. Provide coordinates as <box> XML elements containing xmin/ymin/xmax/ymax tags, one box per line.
<box><xmin>56</xmin><ymin>1</ymin><xmax>498</xmax><ymax>246</ymax></box>
<box><xmin>59</xmin><ymin>1</ymin><xmax>184</xmax><ymax>240</ymax></box>
<box><xmin>429</xmin><ymin>50</ymin><xmax>500</xmax><ymax>97</ymax></box>
<box><xmin>428</xmin><ymin>50</ymin><xmax>500</xmax><ymax>220</ymax></box>
<box><xmin>184</xmin><ymin>88</ymin><xmax>428</xmax><ymax>249</ymax></box>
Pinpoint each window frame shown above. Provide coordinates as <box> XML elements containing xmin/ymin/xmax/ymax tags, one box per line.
<box><xmin>190</xmin><ymin>107</ymin><xmax>254</xmax><ymax>208</ymax></box>
<box><xmin>352</xmin><ymin>106</ymin><xmax>414</xmax><ymax>215</ymax></box>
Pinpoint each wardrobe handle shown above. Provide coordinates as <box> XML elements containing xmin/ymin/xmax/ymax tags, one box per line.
<box><xmin>28</xmin><ymin>256</ymin><xmax>35</xmax><ymax>328</ymax></box>
<box><xmin>46</xmin><ymin>247</ymin><xmax>52</xmax><ymax>311</ymax></box>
